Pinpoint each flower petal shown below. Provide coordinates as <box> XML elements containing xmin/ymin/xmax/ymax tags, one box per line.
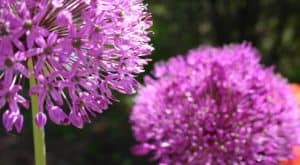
<box><xmin>47</xmin><ymin>32</ymin><xmax>58</xmax><ymax>46</ymax></box>
<box><xmin>14</xmin><ymin>114</ymin><xmax>24</xmax><ymax>133</ymax></box>
<box><xmin>35</xmin><ymin>36</ymin><xmax>46</xmax><ymax>48</ymax></box>
<box><xmin>56</xmin><ymin>10</ymin><xmax>72</xmax><ymax>27</ymax></box>
<box><xmin>48</xmin><ymin>106</ymin><xmax>68</xmax><ymax>125</ymax></box>
<box><xmin>35</xmin><ymin>112</ymin><xmax>47</xmax><ymax>128</ymax></box>
<box><xmin>15</xmin><ymin>63</ymin><xmax>30</xmax><ymax>78</ymax></box>
<box><xmin>69</xmin><ymin>111</ymin><xmax>83</xmax><ymax>128</ymax></box>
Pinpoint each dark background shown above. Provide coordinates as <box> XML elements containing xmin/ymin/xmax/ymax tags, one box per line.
<box><xmin>1</xmin><ymin>0</ymin><xmax>300</xmax><ymax>164</ymax></box>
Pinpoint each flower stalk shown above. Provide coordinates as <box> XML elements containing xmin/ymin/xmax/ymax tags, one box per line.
<box><xmin>28</xmin><ymin>58</ymin><xmax>47</xmax><ymax>165</ymax></box>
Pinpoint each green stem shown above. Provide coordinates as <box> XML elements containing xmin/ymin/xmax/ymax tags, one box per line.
<box><xmin>28</xmin><ymin>58</ymin><xmax>47</xmax><ymax>165</ymax></box>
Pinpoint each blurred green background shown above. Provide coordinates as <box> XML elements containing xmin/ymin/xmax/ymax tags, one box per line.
<box><xmin>1</xmin><ymin>0</ymin><xmax>300</xmax><ymax>164</ymax></box>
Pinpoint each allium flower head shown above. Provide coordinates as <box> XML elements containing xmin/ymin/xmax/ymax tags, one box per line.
<box><xmin>130</xmin><ymin>43</ymin><xmax>300</xmax><ymax>165</ymax></box>
<box><xmin>0</xmin><ymin>0</ymin><xmax>153</xmax><ymax>132</ymax></box>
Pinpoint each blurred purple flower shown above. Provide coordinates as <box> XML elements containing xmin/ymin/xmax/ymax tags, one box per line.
<box><xmin>0</xmin><ymin>0</ymin><xmax>153</xmax><ymax>132</ymax></box>
<box><xmin>130</xmin><ymin>43</ymin><xmax>300</xmax><ymax>164</ymax></box>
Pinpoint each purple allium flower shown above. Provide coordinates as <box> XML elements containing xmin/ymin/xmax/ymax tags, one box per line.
<box><xmin>0</xmin><ymin>0</ymin><xmax>153</xmax><ymax>132</ymax></box>
<box><xmin>130</xmin><ymin>43</ymin><xmax>300</xmax><ymax>165</ymax></box>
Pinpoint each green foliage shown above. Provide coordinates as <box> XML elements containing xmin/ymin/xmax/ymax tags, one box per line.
<box><xmin>146</xmin><ymin>0</ymin><xmax>300</xmax><ymax>82</ymax></box>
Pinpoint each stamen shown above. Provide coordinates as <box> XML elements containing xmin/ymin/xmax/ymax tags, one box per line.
<box><xmin>4</xmin><ymin>58</ymin><xmax>14</xmax><ymax>68</ymax></box>
<box><xmin>44</xmin><ymin>47</ymin><xmax>52</xmax><ymax>55</ymax></box>
<box><xmin>72</xmin><ymin>38</ymin><xmax>81</xmax><ymax>48</ymax></box>
<box><xmin>24</xmin><ymin>20</ymin><xmax>33</xmax><ymax>30</ymax></box>
<box><xmin>0</xmin><ymin>20</ymin><xmax>9</xmax><ymax>36</ymax></box>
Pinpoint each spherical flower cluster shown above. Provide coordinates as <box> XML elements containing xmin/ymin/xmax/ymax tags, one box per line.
<box><xmin>0</xmin><ymin>0</ymin><xmax>153</xmax><ymax>132</ymax></box>
<box><xmin>130</xmin><ymin>43</ymin><xmax>300</xmax><ymax>165</ymax></box>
